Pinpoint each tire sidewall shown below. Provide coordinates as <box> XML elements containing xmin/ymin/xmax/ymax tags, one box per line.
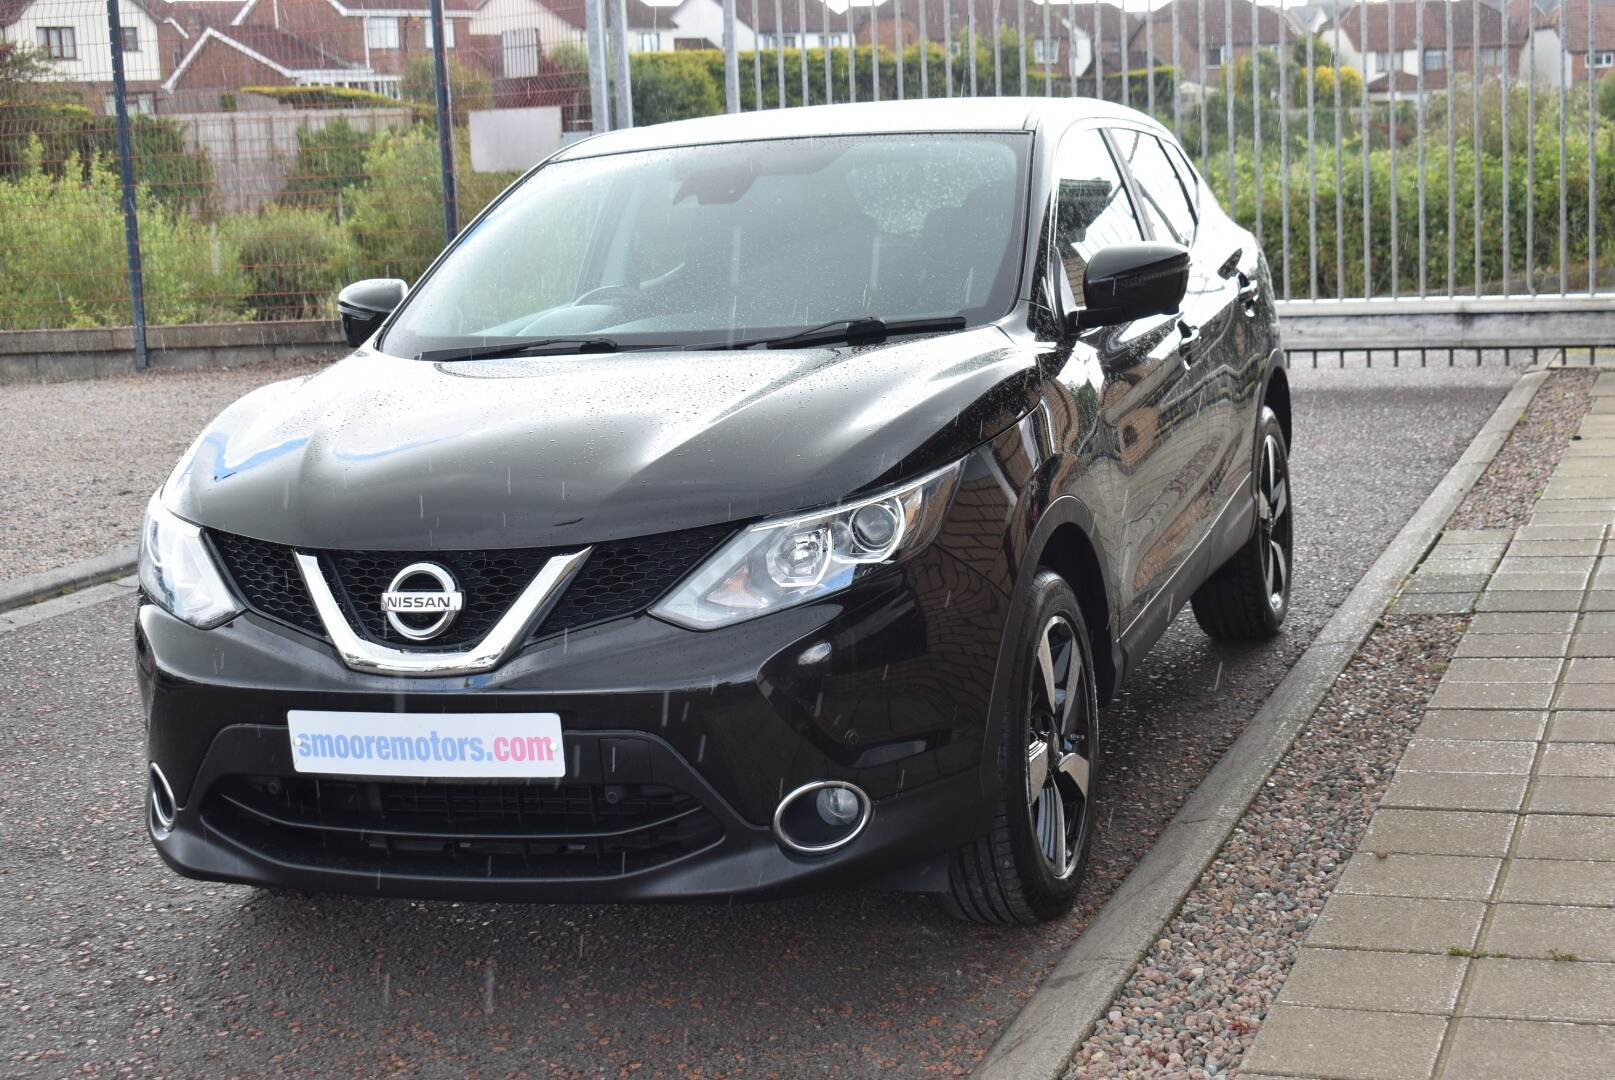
<box><xmin>1001</xmin><ymin>570</ymin><xmax>1100</xmax><ymax>919</ymax></box>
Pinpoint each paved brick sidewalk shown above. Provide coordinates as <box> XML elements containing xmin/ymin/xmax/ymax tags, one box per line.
<box><xmin>1242</xmin><ymin>372</ymin><xmax>1615</xmax><ymax>1080</ymax></box>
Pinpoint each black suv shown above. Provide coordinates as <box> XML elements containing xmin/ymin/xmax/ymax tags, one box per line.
<box><xmin>137</xmin><ymin>98</ymin><xmax>1290</xmax><ymax>925</ymax></box>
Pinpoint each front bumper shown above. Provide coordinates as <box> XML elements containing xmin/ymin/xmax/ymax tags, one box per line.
<box><xmin>137</xmin><ymin>537</ymin><xmax>1014</xmax><ymax>902</ymax></box>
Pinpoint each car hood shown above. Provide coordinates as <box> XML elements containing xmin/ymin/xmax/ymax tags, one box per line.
<box><xmin>164</xmin><ymin>327</ymin><xmax>1043</xmax><ymax>550</ymax></box>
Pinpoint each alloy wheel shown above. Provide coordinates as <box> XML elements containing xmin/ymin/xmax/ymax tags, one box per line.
<box><xmin>1255</xmin><ymin>433</ymin><xmax>1292</xmax><ymax>613</ymax></box>
<box><xmin>1024</xmin><ymin>614</ymin><xmax>1093</xmax><ymax>880</ymax></box>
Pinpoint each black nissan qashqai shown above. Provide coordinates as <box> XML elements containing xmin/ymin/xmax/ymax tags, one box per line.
<box><xmin>137</xmin><ymin>98</ymin><xmax>1291</xmax><ymax>925</ymax></box>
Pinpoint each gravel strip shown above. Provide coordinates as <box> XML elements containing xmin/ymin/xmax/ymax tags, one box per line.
<box><xmin>1063</xmin><ymin>369</ymin><xmax>1591</xmax><ymax>1080</ymax></box>
<box><xmin>1447</xmin><ymin>368</ymin><xmax>1598</xmax><ymax>530</ymax></box>
<box><xmin>1067</xmin><ymin>614</ymin><xmax>1464</xmax><ymax>1079</ymax></box>
<box><xmin>0</xmin><ymin>356</ymin><xmax>333</xmax><ymax>581</ymax></box>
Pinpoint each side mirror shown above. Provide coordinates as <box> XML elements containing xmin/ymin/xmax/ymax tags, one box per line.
<box><xmin>1071</xmin><ymin>242</ymin><xmax>1190</xmax><ymax>331</ymax></box>
<box><xmin>337</xmin><ymin>278</ymin><xmax>406</xmax><ymax>347</ymax></box>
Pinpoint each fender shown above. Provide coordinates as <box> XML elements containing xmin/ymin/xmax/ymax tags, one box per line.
<box><xmin>974</xmin><ymin>481</ymin><xmax>1121</xmax><ymax>810</ymax></box>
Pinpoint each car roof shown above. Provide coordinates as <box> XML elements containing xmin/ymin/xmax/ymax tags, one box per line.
<box><xmin>552</xmin><ymin>96</ymin><xmax>1168</xmax><ymax>161</ymax></box>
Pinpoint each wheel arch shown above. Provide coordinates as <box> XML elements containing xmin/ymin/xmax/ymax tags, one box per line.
<box><xmin>1263</xmin><ymin>360</ymin><xmax>1292</xmax><ymax>449</ymax></box>
<box><xmin>1036</xmin><ymin>522</ymin><xmax>1118</xmax><ymax>705</ymax></box>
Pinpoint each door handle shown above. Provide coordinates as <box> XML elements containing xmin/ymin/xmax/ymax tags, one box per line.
<box><xmin>1177</xmin><ymin>319</ymin><xmax>1199</xmax><ymax>358</ymax></box>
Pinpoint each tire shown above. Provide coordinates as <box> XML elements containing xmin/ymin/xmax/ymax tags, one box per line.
<box><xmin>943</xmin><ymin>570</ymin><xmax>1100</xmax><ymax>926</ymax></box>
<box><xmin>1191</xmin><ymin>405</ymin><xmax>1293</xmax><ymax>641</ymax></box>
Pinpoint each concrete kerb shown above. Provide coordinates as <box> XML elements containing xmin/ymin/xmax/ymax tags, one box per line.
<box><xmin>972</xmin><ymin>368</ymin><xmax>1554</xmax><ymax>1080</ymax></box>
<box><xmin>0</xmin><ymin>550</ymin><xmax>139</xmax><ymax>614</ymax></box>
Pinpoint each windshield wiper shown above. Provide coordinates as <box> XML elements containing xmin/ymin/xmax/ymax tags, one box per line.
<box><xmin>688</xmin><ymin>315</ymin><xmax>969</xmax><ymax>351</ymax></box>
<box><xmin>417</xmin><ymin>337</ymin><xmax>619</xmax><ymax>363</ymax></box>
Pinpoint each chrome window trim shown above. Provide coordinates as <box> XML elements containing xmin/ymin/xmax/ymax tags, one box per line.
<box><xmin>293</xmin><ymin>548</ymin><xmax>592</xmax><ymax>677</ymax></box>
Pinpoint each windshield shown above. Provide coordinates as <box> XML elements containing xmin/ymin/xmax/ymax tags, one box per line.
<box><xmin>379</xmin><ymin>132</ymin><xmax>1032</xmax><ymax>358</ymax></box>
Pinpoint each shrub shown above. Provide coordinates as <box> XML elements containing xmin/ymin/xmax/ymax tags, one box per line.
<box><xmin>345</xmin><ymin>127</ymin><xmax>514</xmax><ymax>282</ymax></box>
<box><xmin>280</xmin><ymin>118</ymin><xmax>374</xmax><ymax>210</ymax></box>
<box><xmin>0</xmin><ymin>140</ymin><xmax>246</xmax><ymax>329</ymax></box>
<box><xmin>402</xmin><ymin>56</ymin><xmax>492</xmax><ymax>125</ymax></box>
<box><xmin>629</xmin><ymin>52</ymin><xmax>722</xmax><ymax>124</ymax></box>
<box><xmin>240</xmin><ymin>84</ymin><xmax>400</xmax><ymax>109</ymax></box>
<box><xmin>227</xmin><ymin>206</ymin><xmax>354</xmax><ymax>319</ymax></box>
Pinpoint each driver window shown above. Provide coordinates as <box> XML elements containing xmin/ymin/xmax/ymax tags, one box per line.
<box><xmin>1053</xmin><ymin>129</ymin><xmax>1142</xmax><ymax>304</ymax></box>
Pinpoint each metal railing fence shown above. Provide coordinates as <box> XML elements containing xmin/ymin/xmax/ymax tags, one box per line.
<box><xmin>0</xmin><ymin>0</ymin><xmax>1611</xmax><ymax>365</ymax></box>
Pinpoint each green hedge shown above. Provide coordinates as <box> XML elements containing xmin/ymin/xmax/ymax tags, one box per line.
<box><xmin>0</xmin><ymin>140</ymin><xmax>245</xmax><ymax>328</ymax></box>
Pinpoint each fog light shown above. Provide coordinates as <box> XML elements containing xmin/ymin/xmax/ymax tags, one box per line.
<box><xmin>816</xmin><ymin>785</ymin><xmax>860</xmax><ymax>825</ymax></box>
<box><xmin>772</xmin><ymin>780</ymin><xmax>872</xmax><ymax>855</ymax></box>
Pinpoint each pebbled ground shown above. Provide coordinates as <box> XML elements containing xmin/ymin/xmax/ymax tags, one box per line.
<box><xmin>0</xmin><ymin>361</ymin><xmax>1519</xmax><ymax>1078</ymax></box>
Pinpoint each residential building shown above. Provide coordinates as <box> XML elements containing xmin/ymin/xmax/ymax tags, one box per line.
<box><xmin>469</xmin><ymin>0</ymin><xmax>679</xmax><ymax>80</ymax></box>
<box><xmin>1322</xmin><ymin>0</ymin><xmax>1524</xmax><ymax>99</ymax></box>
<box><xmin>161</xmin><ymin>0</ymin><xmax>484</xmax><ymax>107</ymax></box>
<box><xmin>1143</xmin><ymin>0</ymin><xmax>1304</xmax><ymax>90</ymax></box>
<box><xmin>1527</xmin><ymin>0</ymin><xmax>1615</xmax><ymax>84</ymax></box>
<box><xmin>1</xmin><ymin>0</ymin><xmax>183</xmax><ymax>112</ymax></box>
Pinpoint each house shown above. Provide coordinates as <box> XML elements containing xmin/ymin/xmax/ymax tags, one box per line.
<box><xmin>1143</xmin><ymin>0</ymin><xmax>1304</xmax><ymax>90</ymax></box>
<box><xmin>1322</xmin><ymin>0</ymin><xmax>1524</xmax><ymax>99</ymax></box>
<box><xmin>0</xmin><ymin>0</ymin><xmax>185</xmax><ymax>113</ymax></box>
<box><xmin>659</xmin><ymin>0</ymin><xmax>757</xmax><ymax>50</ymax></box>
<box><xmin>749</xmin><ymin>0</ymin><xmax>846</xmax><ymax>51</ymax></box>
<box><xmin>840</xmin><ymin>0</ymin><xmax>1136</xmax><ymax>80</ymax></box>
<box><xmin>469</xmin><ymin>0</ymin><xmax>680</xmax><ymax>80</ymax></box>
<box><xmin>1024</xmin><ymin>1</ymin><xmax>1141</xmax><ymax>79</ymax></box>
<box><xmin>161</xmin><ymin>0</ymin><xmax>485</xmax><ymax>107</ymax></box>
<box><xmin>1526</xmin><ymin>0</ymin><xmax>1615</xmax><ymax>84</ymax></box>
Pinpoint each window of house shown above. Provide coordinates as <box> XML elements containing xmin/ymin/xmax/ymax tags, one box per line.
<box><xmin>1053</xmin><ymin>129</ymin><xmax>1142</xmax><ymax>301</ymax></box>
<box><xmin>424</xmin><ymin>18</ymin><xmax>455</xmax><ymax>48</ymax></box>
<box><xmin>366</xmin><ymin>17</ymin><xmax>401</xmax><ymax>50</ymax></box>
<box><xmin>1594</xmin><ymin>51</ymin><xmax>1615</xmax><ymax>69</ymax></box>
<box><xmin>35</xmin><ymin>26</ymin><xmax>76</xmax><ymax>60</ymax></box>
<box><xmin>1371</xmin><ymin>50</ymin><xmax>1393</xmax><ymax>70</ymax></box>
<box><xmin>1423</xmin><ymin>48</ymin><xmax>1444</xmax><ymax>70</ymax></box>
<box><xmin>501</xmin><ymin>27</ymin><xmax>539</xmax><ymax>76</ymax></box>
<box><xmin>103</xmin><ymin>92</ymin><xmax>156</xmax><ymax>115</ymax></box>
<box><xmin>824</xmin><ymin>33</ymin><xmax>845</xmax><ymax>48</ymax></box>
<box><xmin>1479</xmin><ymin>47</ymin><xmax>1502</xmax><ymax>66</ymax></box>
<box><xmin>1207</xmin><ymin>44</ymin><xmax>1227</xmax><ymax>66</ymax></box>
<box><xmin>637</xmin><ymin>31</ymin><xmax>662</xmax><ymax>51</ymax></box>
<box><xmin>1033</xmin><ymin>38</ymin><xmax>1061</xmax><ymax>64</ymax></box>
<box><xmin>120</xmin><ymin>26</ymin><xmax>139</xmax><ymax>52</ymax></box>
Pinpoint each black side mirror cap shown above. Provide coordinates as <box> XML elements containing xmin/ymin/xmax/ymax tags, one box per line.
<box><xmin>1069</xmin><ymin>242</ymin><xmax>1190</xmax><ymax>332</ymax></box>
<box><xmin>337</xmin><ymin>278</ymin><xmax>407</xmax><ymax>347</ymax></box>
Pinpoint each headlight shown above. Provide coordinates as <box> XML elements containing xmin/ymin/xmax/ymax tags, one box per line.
<box><xmin>137</xmin><ymin>491</ymin><xmax>242</xmax><ymax>629</ymax></box>
<box><xmin>652</xmin><ymin>461</ymin><xmax>963</xmax><ymax>630</ymax></box>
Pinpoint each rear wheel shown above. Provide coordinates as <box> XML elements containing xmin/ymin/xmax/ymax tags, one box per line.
<box><xmin>1191</xmin><ymin>406</ymin><xmax>1293</xmax><ymax>640</ymax></box>
<box><xmin>944</xmin><ymin>570</ymin><xmax>1099</xmax><ymax>926</ymax></box>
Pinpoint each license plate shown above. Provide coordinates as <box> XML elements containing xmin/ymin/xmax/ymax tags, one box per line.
<box><xmin>286</xmin><ymin>710</ymin><xmax>565</xmax><ymax>779</ymax></box>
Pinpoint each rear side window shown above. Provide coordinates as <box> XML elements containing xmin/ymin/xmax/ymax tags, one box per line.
<box><xmin>1108</xmin><ymin>129</ymin><xmax>1197</xmax><ymax>247</ymax></box>
<box><xmin>1052</xmin><ymin>129</ymin><xmax>1142</xmax><ymax>300</ymax></box>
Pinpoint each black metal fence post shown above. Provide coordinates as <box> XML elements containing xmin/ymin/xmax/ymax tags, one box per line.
<box><xmin>105</xmin><ymin>0</ymin><xmax>148</xmax><ymax>371</ymax></box>
<box><xmin>428</xmin><ymin>0</ymin><xmax>458</xmax><ymax>246</ymax></box>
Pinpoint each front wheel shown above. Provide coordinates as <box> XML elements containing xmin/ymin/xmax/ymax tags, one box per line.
<box><xmin>943</xmin><ymin>570</ymin><xmax>1099</xmax><ymax>926</ymax></box>
<box><xmin>1191</xmin><ymin>405</ymin><xmax>1293</xmax><ymax>640</ymax></box>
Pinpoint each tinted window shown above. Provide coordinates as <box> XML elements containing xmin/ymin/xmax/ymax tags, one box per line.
<box><xmin>379</xmin><ymin>133</ymin><xmax>1030</xmax><ymax>358</ymax></box>
<box><xmin>1052</xmin><ymin>129</ymin><xmax>1142</xmax><ymax>301</ymax></box>
<box><xmin>1109</xmin><ymin>129</ymin><xmax>1196</xmax><ymax>247</ymax></box>
<box><xmin>1166</xmin><ymin>143</ymin><xmax>1200</xmax><ymax>215</ymax></box>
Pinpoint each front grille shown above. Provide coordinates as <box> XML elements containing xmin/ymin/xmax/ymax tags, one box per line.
<box><xmin>204</xmin><ymin>775</ymin><xmax>724</xmax><ymax>879</ymax></box>
<box><xmin>535</xmin><ymin>525</ymin><xmax>733</xmax><ymax>641</ymax></box>
<box><xmin>208</xmin><ymin>525</ymin><xmax>732</xmax><ymax>646</ymax></box>
<box><xmin>208</xmin><ymin>532</ymin><xmax>323</xmax><ymax>636</ymax></box>
<box><xmin>326</xmin><ymin>548</ymin><xmax>556</xmax><ymax>649</ymax></box>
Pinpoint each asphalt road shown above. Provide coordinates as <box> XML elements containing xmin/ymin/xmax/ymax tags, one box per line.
<box><xmin>0</xmin><ymin>362</ymin><xmax>1522</xmax><ymax>1079</ymax></box>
